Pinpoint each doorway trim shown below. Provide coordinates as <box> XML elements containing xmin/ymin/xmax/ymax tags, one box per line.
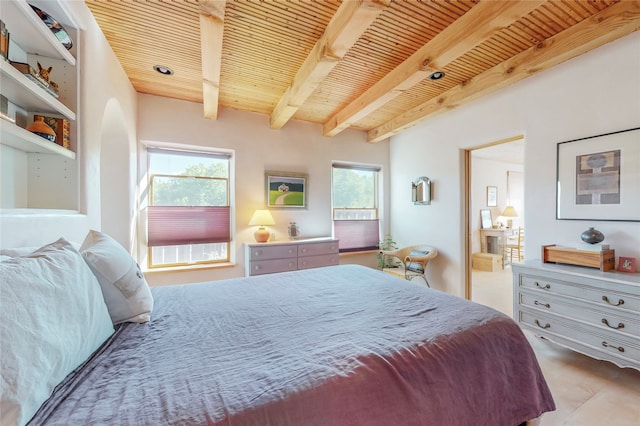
<box><xmin>464</xmin><ymin>134</ymin><xmax>524</xmax><ymax>300</ymax></box>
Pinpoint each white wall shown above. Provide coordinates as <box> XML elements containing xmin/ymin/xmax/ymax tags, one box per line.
<box><xmin>389</xmin><ymin>32</ymin><xmax>640</xmax><ymax>296</ymax></box>
<box><xmin>65</xmin><ymin>1</ymin><xmax>138</xmax><ymax>236</ymax></box>
<box><xmin>137</xmin><ymin>94</ymin><xmax>390</xmax><ymax>285</ymax></box>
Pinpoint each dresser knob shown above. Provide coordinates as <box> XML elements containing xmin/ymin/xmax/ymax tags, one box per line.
<box><xmin>602</xmin><ymin>341</ymin><xmax>625</xmax><ymax>352</ymax></box>
<box><xmin>602</xmin><ymin>296</ymin><xmax>624</xmax><ymax>306</ymax></box>
<box><xmin>534</xmin><ymin>282</ymin><xmax>550</xmax><ymax>290</ymax></box>
<box><xmin>534</xmin><ymin>300</ymin><xmax>550</xmax><ymax>309</ymax></box>
<box><xmin>601</xmin><ymin>318</ymin><xmax>624</xmax><ymax>330</ymax></box>
<box><xmin>534</xmin><ymin>319</ymin><xmax>550</xmax><ymax>329</ymax></box>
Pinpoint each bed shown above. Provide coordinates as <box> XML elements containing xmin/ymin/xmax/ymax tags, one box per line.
<box><xmin>0</xmin><ymin>212</ymin><xmax>555</xmax><ymax>426</ymax></box>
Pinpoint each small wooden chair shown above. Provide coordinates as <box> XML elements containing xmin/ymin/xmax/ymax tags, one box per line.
<box><xmin>505</xmin><ymin>227</ymin><xmax>524</xmax><ymax>264</ymax></box>
<box><xmin>380</xmin><ymin>245</ymin><xmax>438</xmax><ymax>287</ymax></box>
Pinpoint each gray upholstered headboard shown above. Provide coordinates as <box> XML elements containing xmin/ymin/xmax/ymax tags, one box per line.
<box><xmin>0</xmin><ymin>209</ymin><xmax>89</xmax><ymax>248</ymax></box>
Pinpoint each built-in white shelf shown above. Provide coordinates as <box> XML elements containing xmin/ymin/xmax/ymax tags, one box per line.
<box><xmin>1</xmin><ymin>0</ymin><xmax>76</xmax><ymax>66</ymax></box>
<box><xmin>0</xmin><ymin>0</ymin><xmax>79</xmax><ymax>211</ymax></box>
<box><xmin>0</xmin><ymin>118</ymin><xmax>75</xmax><ymax>159</ymax></box>
<box><xmin>0</xmin><ymin>60</ymin><xmax>75</xmax><ymax>120</ymax></box>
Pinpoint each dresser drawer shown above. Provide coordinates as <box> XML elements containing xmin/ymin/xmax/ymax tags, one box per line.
<box><xmin>519</xmin><ymin>291</ymin><xmax>639</xmax><ymax>337</ymax></box>
<box><xmin>249</xmin><ymin>258</ymin><xmax>297</xmax><ymax>275</ymax></box>
<box><xmin>519</xmin><ymin>274</ymin><xmax>640</xmax><ymax>314</ymax></box>
<box><xmin>245</xmin><ymin>238</ymin><xmax>339</xmax><ymax>276</ymax></box>
<box><xmin>249</xmin><ymin>244</ymin><xmax>297</xmax><ymax>261</ymax></box>
<box><xmin>519</xmin><ymin>310</ymin><xmax>640</xmax><ymax>368</ymax></box>
<box><xmin>297</xmin><ymin>253</ymin><xmax>339</xmax><ymax>270</ymax></box>
<box><xmin>298</xmin><ymin>241</ymin><xmax>339</xmax><ymax>257</ymax></box>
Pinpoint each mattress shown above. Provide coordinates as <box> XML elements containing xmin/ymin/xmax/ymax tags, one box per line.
<box><xmin>30</xmin><ymin>265</ymin><xmax>554</xmax><ymax>425</ymax></box>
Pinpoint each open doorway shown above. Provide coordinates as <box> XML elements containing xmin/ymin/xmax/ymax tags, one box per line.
<box><xmin>464</xmin><ymin>136</ymin><xmax>524</xmax><ymax>315</ymax></box>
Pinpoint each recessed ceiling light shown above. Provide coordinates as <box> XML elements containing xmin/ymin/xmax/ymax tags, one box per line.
<box><xmin>428</xmin><ymin>71</ymin><xmax>445</xmax><ymax>80</ymax></box>
<box><xmin>153</xmin><ymin>65</ymin><xmax>173</xmax><ymax>76</ymax></box>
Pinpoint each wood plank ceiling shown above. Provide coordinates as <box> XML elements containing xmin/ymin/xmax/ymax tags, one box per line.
<box><xmin>85</xmin><ymin>0</ymin><xmax>640</xmax><ymax>143</ymax></box>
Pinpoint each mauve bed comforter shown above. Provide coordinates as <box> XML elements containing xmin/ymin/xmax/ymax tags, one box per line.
<box><xmin>30</xmin><ymin>265</ymin><xmax>554</xmax><ymax>425</ymax></box>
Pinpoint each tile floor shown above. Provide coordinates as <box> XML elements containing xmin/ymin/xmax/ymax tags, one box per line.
<box><xmin>471</xmin><ymin>267</ymin><xmax>640</xmax><ymax>426</ymax></box>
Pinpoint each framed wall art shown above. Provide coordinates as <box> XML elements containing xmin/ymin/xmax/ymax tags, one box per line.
<box><xmin>486</xmin><ymin>186</ymin><xmax>497</xmax><ymax>207</ymax></box>
<box><xmin>556</xmin><ymin>127</ymin><xmax>640</xmax><ymax>221</ymax></box>
<box><xmin>265</xmin><ymin>171</ymin><xmax>307</xmax><ymax>208</ymax></box>
<box><xmin>618</xmin><ymin>256</ymin><xmax>636</xmax><ymax>273</ymax></box>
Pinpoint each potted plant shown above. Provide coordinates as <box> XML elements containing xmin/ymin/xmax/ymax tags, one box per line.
<box><xmin>376</xmin><ymin>234</ymin><xmax>399</xmax><ymax>269</ymax></box>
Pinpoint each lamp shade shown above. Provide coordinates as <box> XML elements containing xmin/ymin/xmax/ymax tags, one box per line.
<box><xmin>501</xmin><ymin>206</ymin><xmax>518</xmax><ymax>217</ymax></box>
<box><xmin>248</xmin><ymin>209</ymin><xmax>275</xmax><ymax>226</ymax></box>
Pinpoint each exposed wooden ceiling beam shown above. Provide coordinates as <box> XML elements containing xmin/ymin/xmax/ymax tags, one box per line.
<box><xmin>367</xmin><ymin>1</ymin><xmax>640</xmax><ymax>143</ymax></box>
<box><xmin>323</xmin><ymin>0</ymin><xmax>544</xmax><ymax>137</ymax></box>
<box><xmin>269</xmin><ymin>0</ymin><xmax>390</xmax><ymax>129</ymax></box>
<box><xmin>199</xmin><ymin>0</ymin><xmax>226</xmax><ymax>120</ymax></box>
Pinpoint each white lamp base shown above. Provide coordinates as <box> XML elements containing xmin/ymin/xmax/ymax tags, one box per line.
<box><xmin>254</xmin><ymin>227</ymin><xmax>270</xmax><ymax>243</ymax></box>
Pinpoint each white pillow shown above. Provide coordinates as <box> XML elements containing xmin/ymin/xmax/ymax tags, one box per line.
<box><xmin>1</xmin><ymin>242</ymin><xmax>80</xmax><ymax>258</ymax></box>
<box><xmin>0</xmin><ymin>238</ymin><xmax>114</xmax><ymax>426</ymax></box>
<box><xmin>0</xmin><ymin>247</ymin><xmax>38</xmax><ymax>257</ymax></box>
<box><xmin>80</xmin><ymin>230</ymin><xmax>154</xmax><ymax>324</ymax></box>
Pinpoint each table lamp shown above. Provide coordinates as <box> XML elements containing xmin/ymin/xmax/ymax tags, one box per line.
<box><xmin>249</xmin><ymin>209</ymin><xmax>275</xmax><ymax>242</ymax></box>
<box><xmin>501</xmin><ymin>205</ymin><xmax>518</xmax><ymax>229</ymax></box>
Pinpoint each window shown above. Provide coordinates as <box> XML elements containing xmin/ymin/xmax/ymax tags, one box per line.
<box><xmin>147</xmin><ymin>148</ymin><xmax>231</xmax><ymax>268</ymax></box>
<box><xmin>332</xmin><ymin>163</ymin><xmax>381</xmax><ymax>252</ymax></box>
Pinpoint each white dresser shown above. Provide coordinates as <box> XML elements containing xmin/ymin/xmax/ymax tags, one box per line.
<box><xmin>512</xmin><ymin>261</ymin><xmax>639</xmax><ymax>370</ymax></box>
<box><xmin>245</xmin><ymin>238</ymin><xmax>339</xmax><ymax>276</ymax></box>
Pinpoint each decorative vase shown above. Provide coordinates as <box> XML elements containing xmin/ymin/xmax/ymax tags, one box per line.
<box><xmin>27</xmin><ymin>116</ymin><xmax>56</xmax><ymax>142</ymax></box>
<box><xmin>288</xmin><ymin>222</ymin><xmax>300</xmax><ymax>240</ymax></box>
<box><xmin>580</xmin><ymin>227</ymin><xmax>604</xmax><ymax>244</ymax></box>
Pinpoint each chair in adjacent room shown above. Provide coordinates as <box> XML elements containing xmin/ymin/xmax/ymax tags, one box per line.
<box><xmin>380</xmin><ymin>245</ymin><xmax>438</xmax><ymax>287</ymax></box>
<box><xmin>505</xmin><ymin>227</ymin><xmax>524</xmax><ymax>264</ymax></box>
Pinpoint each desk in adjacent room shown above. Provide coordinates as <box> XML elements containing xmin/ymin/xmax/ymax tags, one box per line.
<box><xmin>480</xmin><ymin>228</ymin><xmax>517</xmax><ymax>265</ymax></box>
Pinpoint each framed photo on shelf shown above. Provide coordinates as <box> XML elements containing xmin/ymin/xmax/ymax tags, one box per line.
<box><xmin>618</xmin><ymin>257</ymin><xmax>636</xmax><ymax>273</ymax></box>
<box><xmin>480</xmin><ymin>209</ymin><xmax>493</xmax><ymax>229</ymax></box>
<box><xmin>556</xmin><ymin>127</ymin><xmax>640</xmax><ymax>221</ymax></box>
<box><xmin>265</xmin><ymin>171</ymin><xmax>307</xmax><ymax>208</ymax></box>
<box><xmin>486</xmin><ymin>186</ymin><xmax>497</xmax><ymax>207</ymax></box>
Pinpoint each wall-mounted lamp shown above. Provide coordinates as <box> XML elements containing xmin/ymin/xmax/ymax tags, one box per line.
<box><xmin>248</xmin><ymin>209</ymin><xmax>275</xmax><ymax>242</ymax></box>
<box><xmin>412</xmin><ymin>177</ymin><xmax>431</xmax><ymax>205</ymax></box>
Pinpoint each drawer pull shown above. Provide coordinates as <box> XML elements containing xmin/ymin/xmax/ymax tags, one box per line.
<box><xmin>534</xmin><ymin>301</ymin><xmax>550</xmax><ymax>308</ymax></box>
<box><xmin>601</xmin><ymin>319</ymin><xmax>624</xmax><ymax>330</ymax></box>
<box><xmin>534</xmin><ymin>282</ymin><xmax>550</xmax><ymax>290</ymax></box>
<box><xmin>601</xmin><ymin>341</ymin><xmax>625</xmax><ymax>353</ymax></box>
<box><xmin>602</xmin><ymin>296</ymin><xmax>624</xmax><ymax>306</ymax></box>
<box><xmin>534</xmin><ymin>320</ymin><xmax>550</xmax><ymax>329</ymax></box>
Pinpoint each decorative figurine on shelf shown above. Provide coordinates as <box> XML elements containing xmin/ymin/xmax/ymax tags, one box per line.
<box><xmin>26</xmin><ymin>116</ymin><xmax>56</xmax><ymax>142</ymax></box>
<box><xmin>580</xmin><ymin>227</ymin><xmax>605</xmax><ymax>244</ymax></box>
<box><xmin>288</xmin><ymin>222</ymin><xmax>300</xmax><ymax>240</ymax></box>
<box><xmin>37</xmin><ymin>62</ymin><xmax>60</xmax><ymax>97</ymax></box>
<box><xmin>37</xmin><ymin>62</ymin><xmax>52</xmax><ymax>82</ymax></box>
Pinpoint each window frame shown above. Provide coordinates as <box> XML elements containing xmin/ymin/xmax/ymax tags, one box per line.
<box><xmin>146</xmin><ymin>147</ymin><xmax>233</xmax><ymax>269</ymax></box>
<box><xmin>331</xmin><ymin>162</ymin><xmax>382</xmax><ymax>253</ymax></box>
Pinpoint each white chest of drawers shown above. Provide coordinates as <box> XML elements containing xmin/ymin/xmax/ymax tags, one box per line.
<box><xmin>245</xmin><ymin>238</ymin><xmax>339</xmax><ymax>276</ymax></box>
<box><xmin>512</xmin><ymin>261</ymin><xmax>640</xmax><ymax>370</ymax></box>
